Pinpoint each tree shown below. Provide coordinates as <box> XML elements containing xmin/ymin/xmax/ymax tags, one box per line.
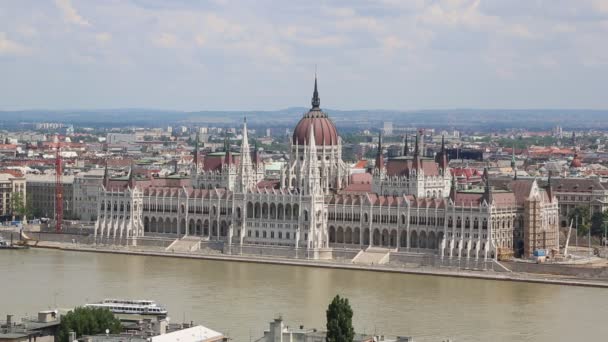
<box><xmin>590</xmin><ymin>210</ymin><xmax>608</xmax><ymax>238</ymax></box>
<box><xmin>326</xmin><ymin>295</ymin><xmax>355</xmax><ymax>342</ymax></box>
<box><xmin>568</xmin><ymin>206</ymin><xmax>591</xmax><ymax>237</ymax></box>
<box><xmin>10</xmin><ymin>192</ymin><xmax>27</xmax><ymax>220</ymax></box>
<box><xmin>57</xmin><ymin>307</ymin><xmax>122</xmax><ymax>342</ymax></box>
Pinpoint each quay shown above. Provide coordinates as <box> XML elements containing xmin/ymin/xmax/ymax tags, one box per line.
<box><xmin>31</xmin><ymin>240</ymin><xmax>608</xmax><ymax>289</ymax></box>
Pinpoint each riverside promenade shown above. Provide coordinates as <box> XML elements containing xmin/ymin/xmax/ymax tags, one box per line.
<box><xmin>32</xmin><ymin>240</ymin><xmax>608</xmax><ymax>289</ymax></box>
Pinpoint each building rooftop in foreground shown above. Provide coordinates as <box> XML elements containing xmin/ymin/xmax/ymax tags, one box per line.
<box><xmin>255</xmin><ymin>317</ymin><xmax>414</xmax><ymax>342</ymax></box>
<box><xmin>81</xmin><ymin>323</ymin><xmax>226</xmax><ymax>342</ymax></box>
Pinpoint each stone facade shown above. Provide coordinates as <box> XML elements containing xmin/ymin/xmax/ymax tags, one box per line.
<box><xmin>94</xmin><ymin>79</ymin><xmax>560</xmax><ymax>260</ymax></box>
<box><xmin>0</xmin><ymin>171</ymin><xmax>26</xmax><ymax>219</ymax></box>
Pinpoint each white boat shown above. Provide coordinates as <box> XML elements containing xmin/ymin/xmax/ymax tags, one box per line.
<box><xmin>85</xmin><ymin>299</ymin><xmax>168</xmax><ymax>316</ymax></box>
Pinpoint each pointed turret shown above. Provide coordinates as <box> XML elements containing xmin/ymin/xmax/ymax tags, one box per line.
<box><xmin>402</xmin><ymin>134</ymin><xmax>408</xmax><ymax>156</ymax></box>
<box><xmin>128</xmin><ymin>160</ymin><xmax>136</xmax><ymax>189</ymax></box>
<box><xmin>311</xmin><ymin>75</ymin><xmax>320</xmax><ymax>109</ymax></box>
<box><xmin>253</xmin><ymin>140</ymin><xmax>262</xmax><ymax>166</ymax></box>
<box><xmin>193</xmin><ymin>131</ymin><xmax>200</xmax><ymax>174</ymax></box>
<box><xmin>546</xmin><ymin>171</ymin><xmax>554</xmax><ymax>202</ymax></box>
<box><xmin>223</xmin><ymin>134</ymin><xmax>233</xmax><ymax>166</ymax></box>
<box><xmin>483</xmin><ymin>167</ymin><xmax>492</xmax><ymax>204</ymax></box>
<box><xmin>238</xmin><ymin>117</ymin><xmax>254</xmax><ymax>191</ymax></box>
<box><xmin>306</xmin><ymin>123</ymin><xmax>320</xmax><ymax>194</ymax></box>
<box><xmin>375</xmin><ymin>132</ymin><xmax>384</xmax><ymax>172</ymax></box>
<box><xmin>240</xmin><ymin>117</ymin><xmax>252</xmax><ymax>167</ymax></box>
<box><xmin>511</xmin><ymin>144</ymin><xmax>517</xmax><ymax>180</ymax></box>
<box><xmin>412</xmin><ymin>132</ymin><xmax>421</xmax><ymax>170</ymax></box>
<box><xmin>435</xmin><ymin>135</ymin><xmax>448</xmax><ymax>171</ymax></box>
<box><xmin>103</xmin><ymin>159</ymin><xmax>109</xmax><ymax>188</ymax></box>
<box><xmin>449</xmin><ymin>173</ymin><xmax>456</xmax><ymax>202</ymax></box>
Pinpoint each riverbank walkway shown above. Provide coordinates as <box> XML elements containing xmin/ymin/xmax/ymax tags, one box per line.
<box><xmin>32</xmin><ymin>241</ymin><xmax>608</xmax><ymax>289</ymax></box>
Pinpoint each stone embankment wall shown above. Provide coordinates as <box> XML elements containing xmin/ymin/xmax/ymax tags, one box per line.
<box><xmin>503</xmin><ymin>261</ymin><xmax>608</xmax><ymax>279</ymax></box>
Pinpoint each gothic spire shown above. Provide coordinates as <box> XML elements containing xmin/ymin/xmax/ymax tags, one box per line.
<box><xmin>412</xmin><ymin>132</ymin><xmax>421</xmax><ymax>170</ymax></box>
<box><xmin>103</xmin><ymin>158</ymin><xmax>109</xmax><ymax>188</ymax></box>
<box><xmin>224</xmin><ymin>136</ymin><xmax>232</xmax><ymax>166</ymax></box>
<box><xmin>449</xmin><ymin>173</ymin><xmax>456</xmax><ymax>202</ymax></box>
<box><xmin>128</xmin><ymin>160</ymin><xmax>136</xmax><ymax>189</ymax></box>
<box><xmin>311</xmin><ymin>75</ymin><xmax>320</xmax><ymax>109</ymax></box>
<box><xmin>375</xmin><ymin>132</ymin><xmax>384</xmax><ymax>171</ymax></box>
<box><xmin>403</xmin><ymin>134</ymin><xmax>408</xmax><ymax>156</ymax></box>
<box><xmin>547</xmin><ymin>170</ymin><xmax>554</xmax><ymax>202</ymax></box>
<box><xmin>483</xmin><ymin>167</ymin><xmax>492</xmax><ymax>204</ymax></box>
<box><xmin>193</xmin><ymin>131</ymin><xmax>200</xmax><ymax>173</ymax></box>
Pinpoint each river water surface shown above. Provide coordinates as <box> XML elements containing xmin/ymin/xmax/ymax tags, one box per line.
<box><xmin>1</xmin><ymin>249</ymin><xmax>607</xmax><ymax>341</ymax></box>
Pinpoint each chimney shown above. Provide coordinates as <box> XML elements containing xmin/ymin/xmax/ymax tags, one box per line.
<box><xmin>6</xmin><ymin>315</ymin><xmax>12</xmax><ymax>332</ymax></box>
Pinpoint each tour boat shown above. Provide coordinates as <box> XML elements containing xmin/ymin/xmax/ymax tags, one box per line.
<box><xmin>85</xmin><ymin>299</ymin><xmax>168</xmax><ymax>316</ymax></box>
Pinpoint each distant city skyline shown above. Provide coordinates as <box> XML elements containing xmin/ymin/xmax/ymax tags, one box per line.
<box><xmin>1</xmin><ymin>0</ymin><xmax>608</xmax><ymax>111</ymax></box>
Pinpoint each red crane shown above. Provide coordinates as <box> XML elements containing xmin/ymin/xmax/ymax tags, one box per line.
<box><xmin>55</xmin><ymin>139</ymin><xmax>63</xmax><ymax>232</ymax></box>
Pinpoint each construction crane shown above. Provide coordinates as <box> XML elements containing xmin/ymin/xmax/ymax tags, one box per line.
<box><xmin>55</xmin><ymin>137</ymin><xmax>63</xmax><ymax>232</ymax></box>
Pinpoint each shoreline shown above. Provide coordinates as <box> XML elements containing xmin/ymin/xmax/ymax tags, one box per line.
<box><xmin>32</xmin><ymin>242</ymin><xmax>608</xmax><ymax>289</ymax></box>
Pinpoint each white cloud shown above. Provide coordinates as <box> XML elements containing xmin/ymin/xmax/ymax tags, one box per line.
<box><xmin>152</xmin><ymin>33</ymin><xmax>178</xmax><ymax>48</ymax></box>
<box><xmin>0</xmin><ymin>32</ymin><xmax>30</xmax><ymax>56</ymax></box>
<box><xmin>54</xmin><ymin>0</ymin><xmax>91</xmax><ymax>26</ymax></box>
<box><xmin>95</xmin><ymin>32</ymin><xmax>111</xmax><ymax>43</ymax></box>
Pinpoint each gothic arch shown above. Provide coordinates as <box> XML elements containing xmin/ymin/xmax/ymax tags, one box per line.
<box><xmin>410</xmin><ymin>230</ymin><xmax>418</xmax><ymax>248</ymax></box>
<box><xmin>373</xmin><ymin>228</ymin><xmax>381</xmax><ymax>246</ymax></box>
<box><xmin>354</xmin><ymin>227</ymin><xmax>361</xmax><ymax>245</ymax></box>
<box><xmin>203</xmin><ymin>219</ymin><xmax>209</xmax><ymax>236</ymax></box>
<box><xmin>419</xmin><ymin>231</ymin><xmax>427</xmax><ymax>249</ymax></box>
<box><xmin>329</xmin><ymin>226</ymin><xmax>336</xmax><ymax>243</ymax></box>
<box><xmin>390</xmin><ymin>230</ymin><xmax>397</xmax><ymax>248</ymax></box>
<box><xmin>345</xmin><ymin>227</ymin><xmax>353</xmax><ymax>244</ymax></box>
<box><xmin>400</xmin><ymin>230</ymin><xmax>407</xmax><ymax>247</ymax></box>
<box><xmin>381</xmin><ymin>229</ymin><xmax>389</xmax><ymax>247</ymax></box>
<box><xmin>337</xmin><ymin>227</ymin><xmax>344</xmax><ymax>243</ymax></box>
<box><xmin>428</xmin><ymin>231</ymin><xmax>436</xmax><ymax>249</ymax></box>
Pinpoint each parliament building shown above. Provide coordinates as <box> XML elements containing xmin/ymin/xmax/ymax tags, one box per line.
<box><xmin>94</xmin><ymin>79</ymin><xmax>559</xmax><ymax>260</ymax></box>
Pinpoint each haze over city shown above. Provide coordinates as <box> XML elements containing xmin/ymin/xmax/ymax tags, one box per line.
<box><xmin>1</xmin><ymin>0</ymin><xmax>608</xmax><ymax>111</ymax></box>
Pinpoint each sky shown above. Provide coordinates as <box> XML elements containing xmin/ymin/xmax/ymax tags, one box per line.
<box><xmin>0</xmin><ymin>0</ymin><xmax>607</xmax><ymax>111</ymax></box>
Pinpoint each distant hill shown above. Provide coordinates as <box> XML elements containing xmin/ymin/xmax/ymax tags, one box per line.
<box><xmin>1</xmin><ymin>108</ymin><xmax>607</xmax><ymax>130</ymax></box>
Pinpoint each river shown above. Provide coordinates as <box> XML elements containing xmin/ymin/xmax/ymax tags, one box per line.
<box><xmin>1</xmin><ymin>249</ymin><xmax>607</xmax><ymax>341</ymax></box>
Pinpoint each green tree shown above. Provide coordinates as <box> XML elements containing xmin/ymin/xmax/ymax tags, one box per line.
<box><xmin>10</xmin><ymin>192</ymin><xmax>27</xmax><ymax>220</ymax></box>
<box><xmin>568</xmin><ymin>206</ymin><xmax>591</xmax><ymax>237</ymax></box>
<box><xmin>57</xmin><ymin>307</ymin><xmax>122</xmax><ymax>342</ymax></box>
<box><xmin>590</xmin><ymin>210</ymin><xmax>608</xmax><ymax>238</ymax></box>
<box><xmin>326</xmin><ymin>295</ymin><xmax>355</xmax><ymax>342</ymax></box>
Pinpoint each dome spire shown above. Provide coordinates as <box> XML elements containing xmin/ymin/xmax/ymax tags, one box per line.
<box><xmin>311</xmin><ymin>74</ymin><xmax>320</xmax><ymax>109</ymax></box>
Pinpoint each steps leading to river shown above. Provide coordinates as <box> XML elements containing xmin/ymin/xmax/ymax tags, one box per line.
<box><xmin>165</xmin><ymin>236</ymin><xmax>201</xmax><ymax>252</ymax></box>
<box><xmin>352</xmin><ymin>247</ymin><xmax>391</xmax><ymax>265</ymax></box>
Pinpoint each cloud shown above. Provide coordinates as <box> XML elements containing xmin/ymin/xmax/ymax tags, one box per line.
<box><xmin>0</xmin><ymin>32</ymin><xmax>30</xmax><ymax>56</ymax></box>
<box><xmin>1</xmin><ymin>0</ymin><xmax>607</xmax><ymax>110</ymax></box>
<box><xmin>152</xmin><ymin>32</ymin><xmax>178</xmax><ymax>48</ymax></box>
<box><xmin>54</xmin><ymin>0</ymin><xmax>91</xmax><ymax>26</ymax></box>
<box><xmin>95</xmin><ymin>32</ymin><xmax>111</xmax><ymax>43</ymax></box>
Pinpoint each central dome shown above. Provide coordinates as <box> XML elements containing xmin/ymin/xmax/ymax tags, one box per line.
<box><xmin>292</xmin><ymin>78</ymin><xmax>339</xmax><ymax>146</ymax></box>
